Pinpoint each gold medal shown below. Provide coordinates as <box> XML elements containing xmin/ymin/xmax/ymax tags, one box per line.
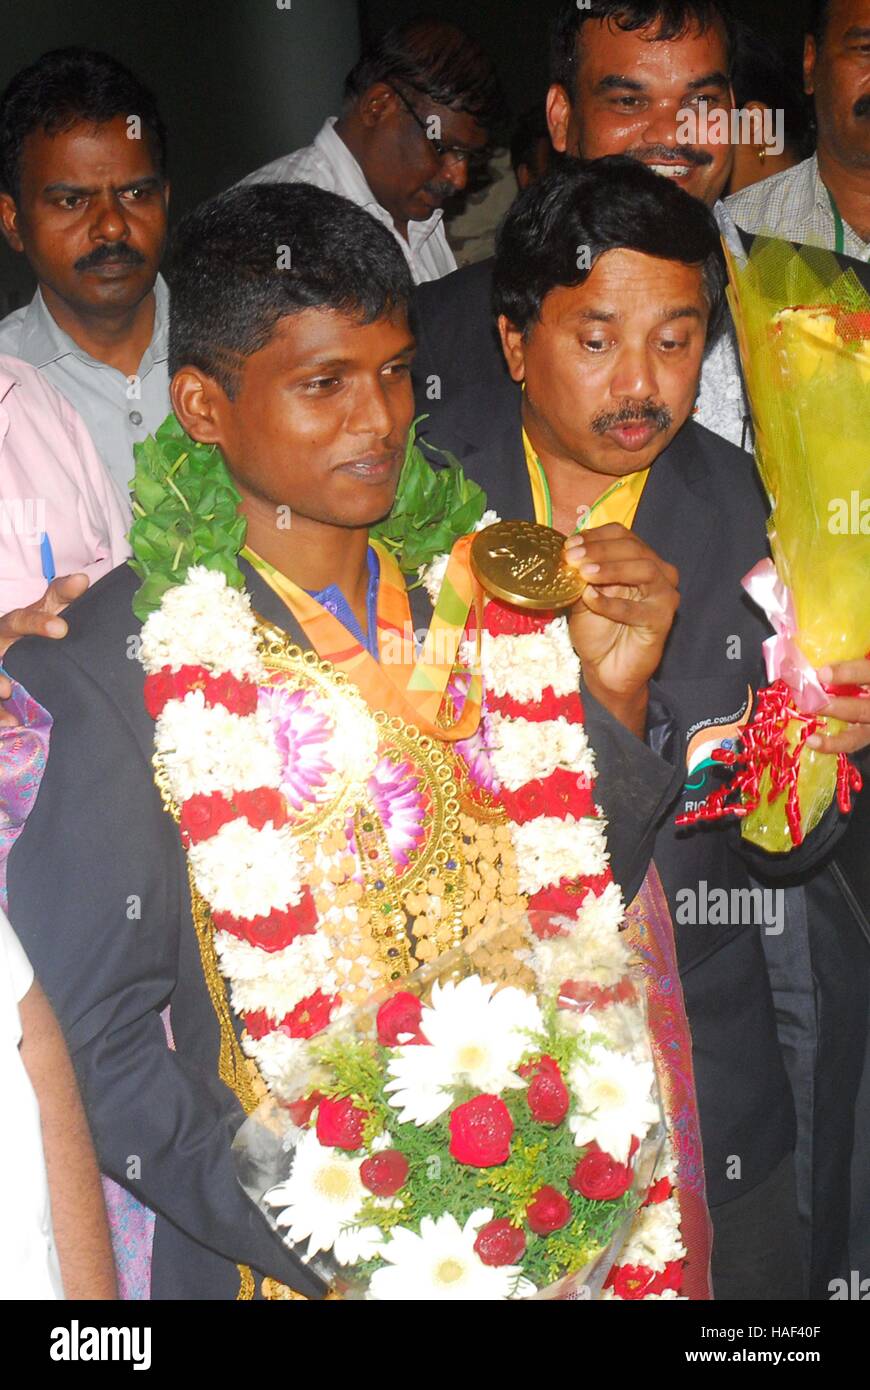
<box><xmin>470</xmin><ymin>521</ymin><xmax>587</xmax><ymax>611</ymax></box>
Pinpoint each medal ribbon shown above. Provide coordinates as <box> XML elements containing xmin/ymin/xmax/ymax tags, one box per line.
<box><xmin>242</xmin><ymin>536</ymin><xmax>483</xmax><ymax>742</ymax></box>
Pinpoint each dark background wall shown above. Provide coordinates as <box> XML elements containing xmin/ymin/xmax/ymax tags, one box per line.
<box><xmin>0</xmin><ymin>0</ymin><xmax>813</xmax><ymax>306</ymax></box>
<box><xmin>0</xmin><ymin>0</ymin><xmax>361</xmax><ymax>307</ymax></box>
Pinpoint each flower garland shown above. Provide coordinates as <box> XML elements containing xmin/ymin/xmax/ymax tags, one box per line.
<box><xmin>132</xmin><ymin>407</ymin><xmax>691</xmax><ymax>1298</ymax></box>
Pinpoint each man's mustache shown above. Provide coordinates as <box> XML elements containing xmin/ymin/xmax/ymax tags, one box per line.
<box><xmin>854</xmin><ymin>94</ymin><xmax>870</xmax><ymax>120</ymax></box>
<box><xmin>74</xmin><ymin>242</ymin><xmax>146</xmax><ymax>272</ymax></box>
<box><xmin>628</xmin><ymin>143</ymin><xmax>714</xmax><ymax>168</ymax></box>
<box><xmin>591</xmin><ymin>401</ymin><xmax>674</xmax><ymax>434</ymax></box>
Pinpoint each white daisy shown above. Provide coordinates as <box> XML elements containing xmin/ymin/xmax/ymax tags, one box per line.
<box><xmin>384</xmin><ymin>976</ymin><xmax>543</xmax><ymax>1125</ymax></box>
<box><xmin>568</xmin><ymin>1044</ymin><xmax>660</xmax><ymax>1162</ymax></box>
<box><xmin>265</xmin><ymin>1130</ymin><xmax>382</xmax><ymax>1266</ymax></box>
<box><xmin>367</xmin><ymin>1209</ymin><xmax>533</xmax><ymax>1300</ymax></box>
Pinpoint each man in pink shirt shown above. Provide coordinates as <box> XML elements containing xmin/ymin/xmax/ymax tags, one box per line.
<box><xmin>0</xmin><ymin>354</ymin><xmax>129</xmax><ymax>617</ymax></box>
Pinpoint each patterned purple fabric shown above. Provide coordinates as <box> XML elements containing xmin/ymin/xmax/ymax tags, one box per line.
<box><xmin>0</xmin><ymin>679</ymin><xmax>52</xmax><ymax>909</ymax></box>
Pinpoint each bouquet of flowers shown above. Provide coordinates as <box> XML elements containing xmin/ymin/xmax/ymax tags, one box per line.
<box><xmin>233</xmin><ymin>914</ymin><xmax>672</xmax><ymax>1300</ymax></box>
<box><xmin>679</xmin><ymin>238</ymin><xmax>869</xmax><ymax>850</ymax></box>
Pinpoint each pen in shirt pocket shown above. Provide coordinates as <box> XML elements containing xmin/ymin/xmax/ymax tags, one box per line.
<box><xmin>40</xmin><ymin>531</ymin><xmax>55</xmax><ymax>584</ymax></box>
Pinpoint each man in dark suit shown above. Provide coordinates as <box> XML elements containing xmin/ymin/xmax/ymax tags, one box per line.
<box><xmin>417</xmin><ymin>156</ymin><xmax>870</xmax><ymax>1298</ymax></box>
<box><xmin>2</xmin><ymin>181</ymin><xmax>689</xmax><ymax>1299</ymax></box>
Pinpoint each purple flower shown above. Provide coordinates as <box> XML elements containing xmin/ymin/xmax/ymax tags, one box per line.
<box><xmin>257</xmin><ymin>683</ymin><xmax>334</xmax><ymax>812</ymax></box>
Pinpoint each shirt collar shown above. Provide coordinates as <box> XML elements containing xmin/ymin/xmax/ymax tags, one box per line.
<box><xmin>16</xmin><ymin>272</ymin><xmax>170</xmax><ymax>370</ymax></box>
<box><xmin>314</xmin><ymin>115</ymin><xmax>445</xmax><ymax>247</ymax></box>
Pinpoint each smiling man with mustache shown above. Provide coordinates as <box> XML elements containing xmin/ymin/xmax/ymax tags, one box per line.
<box><xmin>0</xmin><ymin>47</ymin><xmax>171</xmax><ymax>504</ymax></box>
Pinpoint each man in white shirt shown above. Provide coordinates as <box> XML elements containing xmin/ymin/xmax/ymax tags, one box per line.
<box><xmin>726</xmin><ymin>0</ymin><xmax>870</xmax><ymax>260</ymax></box>
<box><xmin>1</xmin><ymin>907</ymin><xmax>116</xmax><ymax>1298</ymax></box>
<box><xmin>0</xmin><ymin>48</ymin><xmax>171</xmax><ymax>503</ymax></box>
<box><xmin>243</xmin><ymin>18</ymin><xmax>503</xmax><ymax>285</ymax></box>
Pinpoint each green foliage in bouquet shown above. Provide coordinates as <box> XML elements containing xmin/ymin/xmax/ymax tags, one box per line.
<box><xmin>128</xmin><ymin>412</ymin><xmax>247</xmax><ymax>622</ymax></box>
<box><xmin>370</xmin><ymin>415</ymin><xmax>487</xmax><ymax>581</ymax></box>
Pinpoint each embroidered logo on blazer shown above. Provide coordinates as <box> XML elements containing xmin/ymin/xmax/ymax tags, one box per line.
<box><xmin>683</xmin><ymin>686</ymin><xmax>753</xmax><ymax>792</ymax></box>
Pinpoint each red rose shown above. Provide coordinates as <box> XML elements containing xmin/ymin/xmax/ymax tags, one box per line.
<box><xmin>179</xmin><ymin>791</ymin><xmax>236</xmax><ymax>845</ymax></box>
<box><xmin>486</xmin><ymin>688</ymin><xmax>579</xmax><ymax>723</ymax></box>
<box><xmin>484</xmin><ymin>604</ymin><xmax>551</xmax><ymax>637</ymax></box>
<box><xmin>204</xmin><ymin>672</ymin><xmax>258</xmax><ymax>715</ymax></box>
<box><xmin>570</xmin><ymin>1144</ymin><xmax>634</xmax><ymax>1201</ymax></box>
<box><xmin>526</xmin><ymin>1185</ymin><xmax>572</xmax><ymax>1235</ymax></box>
<box><xmin>315</xmin><ymin>1096</ymin><xmax>369</xmax><ymax>1151</ymax></box>
<box><xmin>243</xmin><ymin>1009</ymin><xmax>273</xmax><ymax>1041</ymax></box>
<box><xmin>448</xmin><ymin>1094</ymin><xmax>514</xmax><ymax>1167</ymax></box>
<box><xmin>245</xmin><ymin>988</ymin><xmax>338</xmax><ymax>1043</ymax></box>
<box><xmin>286</xmin><ymin>1090</ymin><xmax>323</xmax><ymax>1128</ymax></box>
<box><xmin>234</xmin><ymin>787</ymin><xmax>288</xmax><ymax>831</ymax></box>
<box><xmin>360</xmin><ymin>1149</ymin><xmax>409</xmax><ymax>1196</ymax></box>
<box><xmin>529</xmin><ymin>875</ymin><xmax>612</xmax><ymax>919</ymax></box>
<box><xmin>214</xmin><ymin>892</ymin><xmax>317</xmax><ymax>953</ymax></box>
<box><xmin>376</xmin><ymin>992</ymin><xmax>425</xmax><ymax>1046</ymax></box>
<box><xmin>522</xmin><ymin>1055</ymin><xmax>570</xmax><ymax>1126</ymax></box>
<box><xmin>473</xmin><ymin>1219</ymin><xmax>526</xmax><ymax>1267</ymax></box>
<box><xmin>650</xmin><ymin>1259</ymin><xmax>683</xmax><ymax>1295</ymax></box>
<box><xmin>606</xmin><ymin>1262</ymin><xmax>658</xmax><ymax>1300</ymax></box>
<box><xmin>282</xmin><ymin>989</ymin><xmax>338</xmax><ymax>1039</ymax></box>
<box><xmin>144</xmin><ymin>669</ymin><xmax>179</xmax><ymax>719</ymax></box>
<box><xmin>645</xmin><ymin>1176</ymin><xmax>673</xmax><ymax>1206</ymax></box>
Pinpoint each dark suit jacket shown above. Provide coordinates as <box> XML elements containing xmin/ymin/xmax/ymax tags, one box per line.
<box><xmin>417</xmin><ymin>387</ymin><xmax>858</xmax><ymax>1206</ymax></box>
<box><xmin>4</xmin><ymin>562</ymin><xmax>332</xmax><ymax>1300</ymax></box>
<box><xmin>412</xmin><ymin>256</ymin><xmax>507</xmax><ymax>411</ymax></box>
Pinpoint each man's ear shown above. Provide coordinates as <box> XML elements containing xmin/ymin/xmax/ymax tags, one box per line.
<box><xmin>170</xmin><ymin>367</ymin><xmax>228</xmax><ymax>447</ymax></box>
<box><xmin>358</xmin><ymin>82</ymin><xmax>398</xmax><ymax>129</ymax></box>
<box><xmin>0</xmin><ymin>194</ymin><xmax>25</xmax><ymax>253</ymax></box>
<box><xmin>498</xmin><ymin>314</ymin><xmax>527</xmax><ymax>384</ymax></box>
<box><xmin>546</xmin><ymin>84</ymin><xmax>571</xmax><ymax>155</ymax></box>
<box><xmin>803</xmin><ymin>35</ymin><xmax>817</xmax><ymax>97</ymax></box>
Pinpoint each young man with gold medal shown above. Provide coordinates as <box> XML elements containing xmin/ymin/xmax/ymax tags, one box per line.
<box><xmin>5</xmin><ymin>182</ymin><xmax>708</xmax><ymax>1300</ymax></box>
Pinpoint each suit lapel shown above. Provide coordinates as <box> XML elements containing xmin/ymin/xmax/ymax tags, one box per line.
<box><xmin>632</xmin><ymin>423</ymin><xmax>720</xmax><ymax>596</ymax></box>
<box><xmin>241</xmin><ymin>558</ymin><xmax>312</xmax><ymax>650</ymax></box>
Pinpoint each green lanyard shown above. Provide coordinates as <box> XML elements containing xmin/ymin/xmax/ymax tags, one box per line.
<box><xmin>826</xmin><ymin>185</ymin><xmax>846</xmax><ymax>256</ymax></box>
<box><xmin>529</xmin><ymin>449</ymin><xmax>625</xmax><ymax>533</ymax></box>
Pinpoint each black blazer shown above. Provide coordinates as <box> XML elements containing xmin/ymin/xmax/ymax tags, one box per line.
<box><xmin>417</xmin><ymin>388</ymin><xmax>859</xmax><ymax>1205</ymax></box>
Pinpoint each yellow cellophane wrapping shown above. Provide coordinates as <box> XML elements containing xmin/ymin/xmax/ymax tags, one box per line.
<box><xmin>725</xmin><ymin>238</ymin><xmax>870</xmax><ymax>848</ymax></box>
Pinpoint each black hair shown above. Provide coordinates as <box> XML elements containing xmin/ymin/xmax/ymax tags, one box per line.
<box><xmin>344</xmin><ymin>17</ymin><xmax>505</xmax><ymax>135</ymax></box>
<box><xmin>550</xmin><ymin>0</ymin><xmax>738</xmax><ymax>96</ymax></box>
<box><xmin>0</xmin><ymin>47</ymin><xmax>167</xmax><ymax>200</ymax></box>
<box><xmin>168</xmin><ymin>182</ymin><xmax>413</xmax><ymax>397</ymax></box>
<box><xmin>808</xmin><ymin>1</ymin><xmax>832</xmax><ymax>48</ymax></box>
<box><xmin>493</xmin><ymin>155</ymin><xmax>727</xmax><ymax>341</ymax></box>
<box><xmin>510</xmin><ymin>104</ymin><xmax>552</xmax><ymax>177</ymax></box>
<box><xmin>731</xmin><ymin>21</ymin><xmax>814</xmax><ymax>161</ymax></box>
